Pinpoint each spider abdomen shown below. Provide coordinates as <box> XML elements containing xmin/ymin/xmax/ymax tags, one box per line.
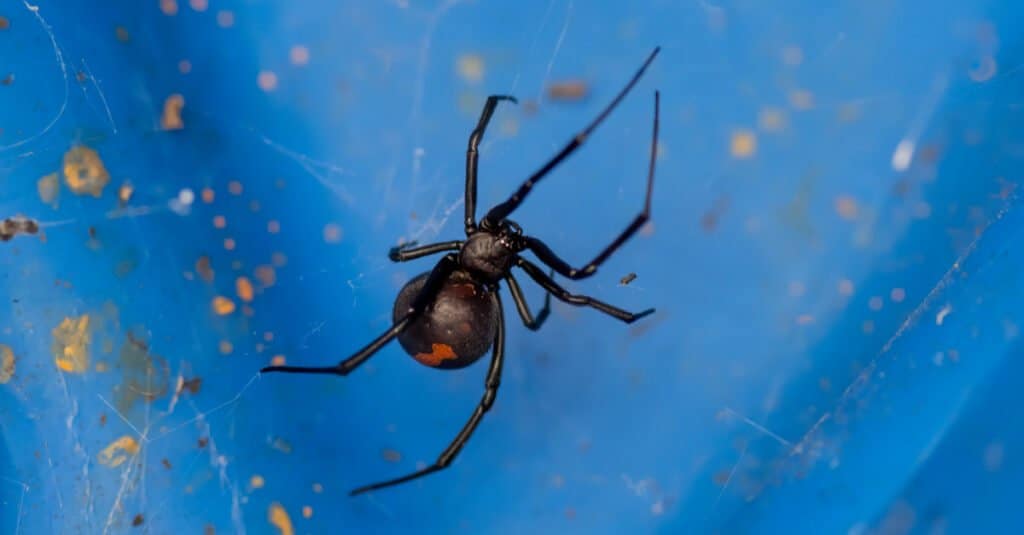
<box><xmin>392</xmin><ymin>270</ymin><xmax>498</xmax><ymax>369</ymax></box>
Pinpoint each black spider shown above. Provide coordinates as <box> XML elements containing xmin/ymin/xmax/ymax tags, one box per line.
<box><xmin>261</xmin><ymin>47</ymin><xmax>662</xmax><ymax>495</ymax></box>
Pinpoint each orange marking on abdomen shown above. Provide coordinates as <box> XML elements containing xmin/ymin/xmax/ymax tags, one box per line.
<box><xmin>414</xmin><ymin>343</ymin><xmax>458</xmax><ymax>367</ymax></box>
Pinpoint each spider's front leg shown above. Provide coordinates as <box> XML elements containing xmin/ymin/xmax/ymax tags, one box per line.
<box><xmin>388</xmin><ymin>240</ymin><xmax>462</xmax><ymax>262</ymax></box>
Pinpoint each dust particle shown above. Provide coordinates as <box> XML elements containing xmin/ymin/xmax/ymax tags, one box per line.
<box><xmin>161</xmin><ymin>93</ymin><xmax>185</xmax><ymax>130</ymax></box>
<box><xmin>290</xmin><ymin>45</ymin><xmax>310</xmax><ymax>66</ymax></box>
<box><xmin>789</xmin><ymin>89</ymin><xmax>815</xmax><ymax>110</ymax></box>
<box><xmin>52</xmin><ymin>315</ymin><xmax>91</xmax><ymax>373</ymax></box>
<box><xmin>312</xmin><ymin>483</ymin><xmax>323</xmax><ymax>493</ymax></box>
<box><xmin>97</xmin><ymin>436</ymin><xmax>140</xmax><ymax>468</ymax></box>
<box><xmin>212</xmin><ymin>296</ymin><xmax>236</xmax><ymax>316</ymax></box>
<box><xmin>268</xmin><ymin>502</ymin><xmax>294</xmax><ymax>535</ymax></box>
<box><xmin>730</xmin><ymin>130</ymin><xmax>757</xmax><ymax>158</ymax></box>
<box><xmin>270</xmin><ymin>436</ymin><xmax>292</xmax><ymax>453</ymax></box>
<box><xmin>302</xmin><ymin>506</ymin><xmax>313</xmax><ymax>519</ymax></box>
<box><xmin>236</xmin><ymin>277</ymin><xmax>255</xmax><ymax>302</ymax></box>
<box><xmin>132</xmin><ymin>514</ymin><xmax>144</xmax><ymax>527</ymax></box>
<box><xmin>63</xmin><ymin>145</ymin><xmax>110</xmax><ymax>197</ymax></box>
<box><xmin>115</xmin><ymin>26</ymin><xmax>130</xmax><ymax>42</ymax></box>
<box><xmin>456</xmin><ymin>53</ymin><xmax>484</xmax><ymax>83</ymax></box>
<box><xmin>37</xmin><ymin>173</ymin><xmax>60</xmax><ymax>205</ymax></box>
<box><xmin>223</xmin><ymin>238</ymin><xmax>236</xmax><ymax>250</ymax></box>
<box><xmin>758</xmin><ymin>108</ymin><xmax>787</xmax><ymax>132</ymax></box>
<box><xmin>205</xmin><ymin>525</ymin><xmax>215</xmax><ymax>535</ymax></box>
<box><xmin>196</xmin><ymin>256</ymin><xmax>214</xmax><ymax>282</ymax></box>
<box><xmin>271</xmin><ymin>252</ymin><xmax>288</xmax><ymax>267</ymax></box>
<box><xmin>547</xmin><ymin>80</ymin><xmax>589</xmax><ymax>101</ymax></box>
<box><xmin>257</xmin><ymin>71</ymin><xmax>278</xmax><ymax>92</ymax></box>
<box><xmin>198</xmin><ymin>437</ymin><xmax>209</xmax><ymax>448</ymax></box>
<box><xmin>161</xmin><ymin>458</ymin><xmax>172</xmax><ymax>469</ymax></box>
<box><xmin>189</xmin><ymin>0</ymin><xmax>208</xmax><ymax>11</ymax></box>
<box><xmin>619</xmin><ymin>273</ymin><xmax>637</xmax><ymax>286</ymax></box>
<box><xmin>270</xmin><ymin>354</ymin><xmax>286</xmax><ymax>366</ymax></box>
<box><xmin>834</xmin><ymin>196</ymin><xmax>859</xmax><ymax>220</ymax></box>
<box><xmin>255</xmin><ymin>265</ymin><xmax>277</xmax><ymax>287</ymax></box>
<box><xmin>160</xmin><ymin>0</ymin><xmax>178</xmax><ymax>15</ymax></box>
<box><xmin>99</xmin><ymin>413</ymin><xmax>107</xmax><ymax>426</ymax></box>
<box><xmin>250</xmin><ymin>474</ymin><xmax>265</xmax><ymax>489</ymax></box>
<box><xmin>0</xmin><ymin>345</ymin><xmax>15</xmax><ymax>383</ymax></box>
<box><xmin>178</xmin><ymin>59</ymin><xmax>192</xmax><ymax>74</ymax></box>
<box><xmin>216</xmin><ymin>10</ymin><xmax>234</xmax><ymax>27</ymax></box>
<box><xmin>218</xmin><ymin>340</ymin><xmax>233</xmax><ymax>355</ymax></box>
<box><xmin>213</xmin><ymin>215</ymin><xmax>226</xmax><ymax>229</ymax></box>
<box><xmin>228</xmin><ymin>180</ymin><xmax>243</xmax><ymax>195</ymax></box>
<box><xmin>267</xmin><ymin>220</ymin><xmax>280</xmax><ymax>234</ymax></box>
<box><xmin>381</xmin><ymin>448</ymin><xmax>402</xmax><ymax>463</ymax></box>
<box><xmin>323</xmin><ymin>223</ymin><xmax>343</xmax><ymax>243</ymax></box>
<box><xmin>201</xmin><ymin>187</ymin><xmax>214</xmax><ymax>203</ymax></box>
<box><xmin>0</xmin><ymin>17</ymin><xmax>9</xmax><ymax>30</ymax></box>
<box><xmin>781</xmin><ymin>45</ymin><xmax>803</xmax><ymax>66</ymax></box>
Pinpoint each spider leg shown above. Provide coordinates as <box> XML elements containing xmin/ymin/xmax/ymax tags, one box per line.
<box><xmin>466</xmin><ymin>95</ymin><xmax>518</xmax><ymax>234</ymax></box>
<box><xmin>261</xmin><ymin>254</ymin><xmax>459</xmax><ymax>376</ymax></box>
<box><xmin>505</xmin><ymin>271</ymin><xmax>551</xmax><ymax>331</ymax></box>
<box><xmin>525</xmin><ymin>90</ymin><xmax>660</xmax><ymax>280</ymax></box>
<box><xmin>349</xmin><ymin>291</ymin><xmax>506</xmax><ymax>496</ymax></box>
<box><xmin>516</xmin><ymin>257</ymin><xmax>653</xmax><ymax>324</ymax></box>
<box><xmin>388</xmin><ymin>240</ymin><xmax>462</xmax><ymax>262</ymax></box>
<box><xmin>480</xmin><ymin>47</ymin><xmax>660</xmax><ymax>228</ymax></box>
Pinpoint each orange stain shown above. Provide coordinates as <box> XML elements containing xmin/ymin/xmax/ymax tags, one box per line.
<box><xmin>201</xmin><ymin>187</ymin><xmax>214</xmax><ymax>203</ymax></box>
<box><xmin>212</xmin><ymin>296</ymin><xmax>236</xmax><ymax>315</ymax></box>
<box><xmin>218</xmin><ymin>340</ymin><xmax>234</xmax><ymax>355</ymax></box>
<box><xmin>213</xmin><ymin>215</ymin><xmax>226</xmax><ymax>229</ymax></box>
<box><xmin>236</xmin><ymin>276</ymin><xmax>254</xmax><ymax>302</ymax></box>
<box><xmin>270</xmin><ymin>354</ymin><xmax>285</xmax><ymax>366</ymax></box>
<box><xmin>414</xmin><ymin>343</ymin><xmax>458</xmax><ymax>367</ymax></box>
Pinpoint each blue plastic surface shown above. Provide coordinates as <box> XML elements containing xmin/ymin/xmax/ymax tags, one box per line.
<box><xmin>2</xmin><ymin>1</ymin><xmax>1023</xmax><ymax>533</ymax></box>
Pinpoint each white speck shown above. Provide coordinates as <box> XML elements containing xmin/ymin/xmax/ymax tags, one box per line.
<box><xmin>178</xmin><ymin>188</ymin><xmax>195</xmax><ymax>205</ymax></box>
<box><xmin>936</xmin><ymin>304</ymin><xmax>952</xmax><ymax>325</ymax></box>
<box><xmin>829</xmin><ymin>457</ymin><xmax>840</xmax><ymax>469</ymax></box>
<box><xmin>984</xmin><ymin>441</ymin><xmax>1004</xmax><ymax>472</ymax></box>
<box><xmin>933</xmin><ymin>352</ymin><xmax>945</xmax><ymax>366</ymax></box>
<box><xmin>650</xmin><ymin>499</ymin><xmax>664</xmax><ymax>516</ymax></box>
<box><xmin>891</xmin><ymin>139</ymin><xmax>915</xmax><ymax>171</ymax></box>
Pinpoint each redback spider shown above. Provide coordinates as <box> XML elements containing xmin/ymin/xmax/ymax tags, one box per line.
<box><xmin>262</xmin><ymin>46</ymin><xmax>662</xmax><ymax>495</ymax></box>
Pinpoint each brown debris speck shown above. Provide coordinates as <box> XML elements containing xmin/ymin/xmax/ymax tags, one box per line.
<box><xmin>132</xmin><ymin>514</ymin><xmax>144</xmax><ymax>527</ymax></box>
<box><xmin>198</xmin><ymin>437</ymin><xmax>209</xmax><ymax>448</ymax></box>
<box><xmin>178</xmin><ymin>376</ymin><xmax>202</xmax><ymax>395</ymax></box>
<box><xmin>381</xmin><ymin>448</ymin><xmax>402</xmax><ymax>463</ymax></box>
<box><xmin>115</xmin><ymin>26</ymin><xmax>130</xmax><ymax>42</ymax></box>
<box><xmin>161</xmin><ymin>458</ymin><xmax>172</xmax><ymax>469</ymax></box>
<box><xmin>1</xmin><ymin>216</ymin><xmax>40</xmax><ymax>242</ymax></box>
<box><xmin>161</xmin><ymin>93</ymin><xmax>185</xmax><ymax>130</ymax></box>
<box><xmin>196</xmin><ymin>256</ymin><xmax>214</xmax><ymax>282</ymax></box>
<box><xmin>0</xmin><ymin>17</ymin><xmax>9</xmax><ymax>30</ymax></box>
<box><xmin>619</xmin><ymin>273</ymin><xmax>637</xmax><ymax>286</ymax></box>
<box><xmin>547</xmin><ymin>80</ymin><xmax>589</xmax><ymax>101</ymax></box>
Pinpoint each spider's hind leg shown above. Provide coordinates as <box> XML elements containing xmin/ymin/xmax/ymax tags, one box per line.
<box><xmin>261</xmin><ymin>254</ymin><xmax>459</xmax><ymax>376</ymax></box>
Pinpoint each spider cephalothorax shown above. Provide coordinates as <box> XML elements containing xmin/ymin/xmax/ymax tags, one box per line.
<box><xmin>262</xmin><ymin>46</ymin><xmax>662</xmax><ymax>496</ymax></box>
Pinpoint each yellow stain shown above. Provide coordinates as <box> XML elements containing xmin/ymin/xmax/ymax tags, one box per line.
<box><xmin>302</xmin><ymin>506</ymin><xmax>313</xmax><ymax>519</ymax></box>
<box><xmin>118</xmin><ymin>182</ymin><xmax>134</xmax><ymax>206</ymax></box>
<box><xmin>161</xmin><ymin>94</ymin><xmax>185</xmax><ymax>130</ymax></box>
<box><xmin>268</xmin><ymin>502</ymin><xmax>294</xmax><ymax>535</ymax></box>
<box><xmin>0</xmin><ymin>345</ymin><xmax>15</xmax><ymax>383</ymax></box>
<box><xmin>37</xmin><ymin>172</ymin><xmax>60</xmax><ymax>205</ymax></box>
<box><xmin>758</xmin><ymin>108</ymin><xmax>787</xmax><ymax>132</ymax></box>
<box><xmin>52</xmin><ymin>315</ymin><xmax>91</xmax><ymax>373</ymax></box>
<box><xmin>63</xmin><ymin>145</ymin><xmax>110</xmax><ymax>197</ymax></box>
<box><xmin>212</xmin><ymin>296</ymin><xmax>236</xmax><ymax>316</ymax></box>
<box><xmin>730</xmin><ymin>130</ymin><xmax>757</xmax><ymax>159</ymax></box>
<box><xmin>97</xmin><ymin>435</ymin><xmax>140</xmax><ymax>468</ymax></box>
<box><xmin>218</xmin><ymin>340</ymin><xmax>234</xmax><ymax>355</ymax></box>
<box><xmin>456</xmin><ymin>53</ymin><xmax>484</xmax><ymax>83</ymax></box>
<box><xmin>250</xmin><ymin>474</ymin><xmax>265</xmax><ymax>489</ymax></box>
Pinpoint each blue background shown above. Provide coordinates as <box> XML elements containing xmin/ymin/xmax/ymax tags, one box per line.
<box><xmin>2</xmin><ymin>0</ymin><xmax>1023</xmax><ymax>533</ymax></box>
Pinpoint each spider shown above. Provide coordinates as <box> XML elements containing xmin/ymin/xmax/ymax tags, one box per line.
<box><xmin>262</xmin><ymin>46</ymin><xmax>661</xmax><ymax>495</ymax></box>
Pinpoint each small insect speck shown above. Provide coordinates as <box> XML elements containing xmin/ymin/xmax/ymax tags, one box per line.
<box><xmin>619</xmin><ymin>273</ymin><xmax>637</xmax><ymax>285</ymax></box>
<box><xmin>132</xmin><ymin>514</ymin><xmax>144</xmax><ymax>527</ymax></box>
